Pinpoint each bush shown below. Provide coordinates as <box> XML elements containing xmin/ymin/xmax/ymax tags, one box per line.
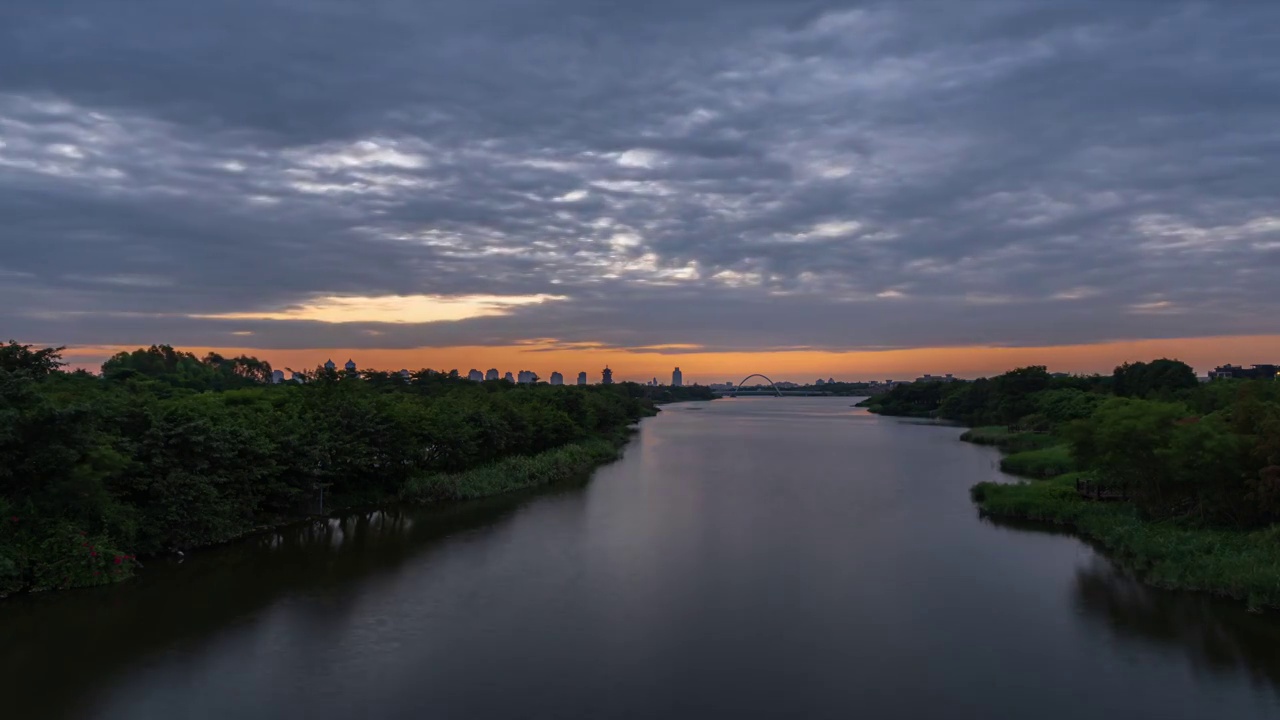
<box><xmin>972</xmin><ymin>475</ymin><xmax>1280</xmax><ymax>610</ymax></box>
<box><xmin>999</xmin><ymin>445</ymin><xmax>1077</xmax><ymax>478</ymax></box>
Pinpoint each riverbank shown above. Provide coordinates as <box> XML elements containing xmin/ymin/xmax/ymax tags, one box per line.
<box><xmin>401</xmin><ymin>431</ymin><xmax>633</xmax><ymax>503</ymax></box>
<box><xmin>963</xmin><ymin>431</ymin><xmax>1280</xmax><ymax>611</ymax></box>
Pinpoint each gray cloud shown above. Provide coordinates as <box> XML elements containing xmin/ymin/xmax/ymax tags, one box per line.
<box><xmin>1</xmin><ymin>0</ymin><xmax>1278</xmax><ymax>353</ymax></box>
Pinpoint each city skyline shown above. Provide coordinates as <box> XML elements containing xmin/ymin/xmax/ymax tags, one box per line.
<box><xmin>56</xmin><ymin>334</ymin><xmax>1280</xmax><ymax>385</ymax></box>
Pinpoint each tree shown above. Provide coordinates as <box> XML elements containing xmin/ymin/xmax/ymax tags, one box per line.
<box><xmin>0</xmin><ymin>341</ymin><xmax>65</xmax><ymax>378</ymax></box>
<box><xmin>1112</xmin><ymin>359</ymin><xmax>1197</xmax><ymax>398</ymax></box>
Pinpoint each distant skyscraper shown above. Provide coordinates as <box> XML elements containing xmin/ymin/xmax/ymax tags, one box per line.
<box><xmin>815</xmin><ymin>378</ymin><xmax>825</xmax><ymax>386</ymax></box>
<box><xmin>504</xmin><ymin>372</ymin><xmax>515</xmax><ymax>383</ymax></box>
<box><xmin>485</xmin><ymin>368</ymin><xmax>499</xmax><ymax>381</ymax></box>
<box><xmin>270</xmin><ymin>369</ymin><xmax>284</xmax><ymax>384</ymax></box>
<box><xmin>577</xmin><ymin>371</ymin><xmax>587</xmax><ymax>386</ymax></box>
<box><xmin>345</xmin><ymin>359</ymin><xmax>357</xmax><ymax>373</ymax></box>
<box><xmin>324</xmin><ymin>359</ymin><xmax>336</xmax><ymax>371</ymax></box>
<box><xmin>672</xmin><ymin>367</ymin><xmax>683</xmax><ymax>387</ymax></box>
<box><xmin>517</xmin><ymin>370</ymin><xmax>536</xmax><ymax>384</ymax></box>
<box><xmin>602</xmin><ymin>367</ymin><xmax>614</xmax><ymax>385</ymax></box>
<box><xmin>399</xmin><ymin>369</ymin><xmax>411</xmax><ymax>380</ymax></box>
<box><xmin>550</xmin><ymin>371</ymin><xmax>564</xmax><ymax>385</ymax></box>
<box><xmin>468</xmin><ymin>369</ymin><xmax>484</xmax><ymax>382</ymax></box>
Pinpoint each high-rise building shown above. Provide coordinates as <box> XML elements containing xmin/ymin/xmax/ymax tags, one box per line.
<box><xmin>602</xmin><ymin>367</ymin><xmax>614</xmax><ymax>385</ymax></box>
<box><xmin>577</xmin><ymin>371</ymin><xmax>587</xmax><ymax>386</ymax></box>
<box><xmin>324</xmin><ymin>359</ymin><xmax>336</xmax><ymax>371</ymax></box>
<box><xmin>504</xmin><ymin>372</ymin><xmax>515</xmax><ymax>383</ymax></box>
<box><xmin>672</xmin><ymin>367</ymin><xmax>683</xmax><ymax>387</ymax></box>
<box><xmin>271</xmin><ymin>369</ymin><xmax>285</xmax><ymax>384</ymax></box>
<box><xmin>550</xmin><ymin>371</ymin><xmax>564</xmax><ymax>385</ymax></box>
<box><xmin>485</xmin><ymin>368</ymin><xmax>499</xmax><ymax>381</ymax></box>
<box><xmin>399</xmin><ymin>369</ymin><xmax>411</xmax><ymax>380</ymax></box>
<box><xmin>345</xmin><ymin>359</ymin><xmax>357</xmax><ymax>373</ymax></box>
<box><xmin>517</xmin><ymin>370</ymin><xmax>537</xmax><ymax>384</ymax></box>
<box><xmin>468</xmin><ymin>369</ymin><xmax>484</xmax><ymax>382</ymax></box>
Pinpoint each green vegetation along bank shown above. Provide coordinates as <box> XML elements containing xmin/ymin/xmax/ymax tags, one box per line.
<box><xmin>0</xmin><ymin>342</ymin><xmax>713</xmax><ymax>597</ymax></box>
<box><xmin>864</xmin><ymin>360</ymin><xmax>1280</xmax><ymax>610</ymax></box>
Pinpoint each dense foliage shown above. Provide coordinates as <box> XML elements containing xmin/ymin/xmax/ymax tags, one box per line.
<box><xmin>0</xmin><ymin>342</ymin><xmax>660</xmax><ymax>596</ymax></box>
<box><xmin>863</xmin><ymin>360</ymin><xmax>1280</xmax><ymax>528</ymax></box>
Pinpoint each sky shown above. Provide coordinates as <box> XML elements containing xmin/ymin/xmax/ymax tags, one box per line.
<box><xmin>2</xmin><ymin>1</ymin><xmax>1278</xmax><ymax>383</ymax></box>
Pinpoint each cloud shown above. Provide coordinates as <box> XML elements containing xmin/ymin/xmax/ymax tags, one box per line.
<box><xmin>1</xmin><ymin>1</ymin><xmax>1278</xmax><ymax>355</ymax></box>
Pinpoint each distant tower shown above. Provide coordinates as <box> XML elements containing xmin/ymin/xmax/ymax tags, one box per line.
<box><xmin>602</xmin><ymin>367</ymin><xmax>614</xmax><ymax>385</ymax></box>
<box><xmin>271</xmin><ymin>369</ymin><xmax>285</xmax><ymax>384</ymax></box>
<box><xmin>468</xmin><ymin>369</ymin><xmax>484</xmax><ymax>382</ymax></box>
<box><xmin>345</xmin><ymin>359</ymin><xmax>357</xmax><ymax>373</ymax></box>
<box><xmin>550</xmin><ymin>371</ymin><xmax>564</xmax><ymax>386</ymax></box>
<box><xmin>399</xmin><ymin>369</ymin><xmax>411</xmax><ymax>380</ymax></box>
<box><xmin>504</xmin><ymin>372</ymin><xmax>514</xmax><ymax>383</ymax></box>
<box><xmin>485</xmin><ymin>368</ymin><xmax>499</xmax><ymax>381</ymax></box>
<box><xmin>577</xmin><ymin>371</ymin><xmax>587</xmax><ymax>386</ymax></box>
<box><xmin>517</xmin><ymin>370</ymin><xmax>535</xmax><ymax>384</ymax></box>
<box><xmin>324</xmin><ymin>359</ymin><xmax>336</xmax><ymax>371</ymax></box>
<box><xmin>672</xmin><ymin>367</ymin><xmax>683</xmax><ymax>387</ymax></box>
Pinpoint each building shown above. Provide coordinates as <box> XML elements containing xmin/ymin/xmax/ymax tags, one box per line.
<box><xmin>672</xmin><ymin>367</ymin><xmax>683</xmax><ymax>387</ymax></box>
<box><xmin>345</xmin><ymin>359</ymin><xmax>357</xmax><ymax>373</ymax></box>
<box><xmin>468</xmin><ymin>369</ymin><xmax>484</xmax><ymax>382</ymax></box>
<box><xmin>550</xmin><ymin>371</ymin><xmax>564</xmax><ymax>385</ymax></box>
<box><xmin>271</xmin><ymin>369</ymin><xmax>285</xmax><ymax>384</ymax></box>
<box><xmin>485</xmin><ymin>368</ymin><xmax>499</xmax><ymax>381</ymax></box>
<box><xmin>1210</xmin><ymin>364</ymin><xmax>1279</xmax><ymax>380</ymax></box>
<box><xmin>517</xmin><ymin>370</ymin><xmax>537</xmax><ymax>384</ymax></box>
<box><xmin>577</xmin><ymin>371</ymin><xmax>587</xmax><ymax>386</ymax></box>
<box><xmin>324</xmin><ymin>359</ymin><xmax>336</xmax><ymax>371</ymax></box>
<box><xmin>602</xmin><ymin>367</ymin><xmax>614</xmax><ymax>385</ymax></box>
<box><xmin>504</xmin><ymin>372</ymin><xmax>515</xmax><ymax>383</ymax></box>
<box><xmin>916</xmin><ymin>374</ymin><xmax>956</xmax><ymax>383</ymax></box>
<box><xmin>290</xmin><ymin>371</ymin><xmax>306</xmax><ymax>383</ymax></box>
<box><xmin>399</xmin><ymin>369</ymin><xmax>411</xmax><ymax>380</ymax></box>
<box><xmin>815</xmin><ymin>378</ymin><xmax>825</xmax><ymax>386</ymax></box>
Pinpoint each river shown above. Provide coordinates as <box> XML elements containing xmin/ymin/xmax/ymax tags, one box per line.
<box><xmin>4</xmin><ymin>398</ymin><xmax>1280</xmax><ymax>719</ymax></box>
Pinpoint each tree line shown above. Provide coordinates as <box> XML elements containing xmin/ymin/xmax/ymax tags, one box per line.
<box><xmin>862</xmin><ymin>359</ymin><xmax>1280</xmax><ymax>528</ymax></box>
<box><xmin>0</xmin><ymin>342</ymin><xmax>695</xmax><ymax>596</ymax></box>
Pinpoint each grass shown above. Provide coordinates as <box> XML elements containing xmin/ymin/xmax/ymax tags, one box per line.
<box><xmin>400</xmin><ymin>433</ymin><xmax>630</xmax><ymax>503</ymax></box>
<box><xmin>997</xmin><ymin>444</ymin><xmax>1077</xmax><ymax>478</ymax></box>
<box><xmin>970</xmin><ymin>474</ymin><xmax>1280</xmax><ymax>611</ymax></box>
<box><xmin>959</xmin><ymin>426</ymin><xmax>1061</xmax><ymax>453</ymax></box>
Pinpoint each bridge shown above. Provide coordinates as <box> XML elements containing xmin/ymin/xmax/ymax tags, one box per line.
<box><xmin>709</xmin><ymin>374</ymin><xmax>830</xmax><ymax>397</ymax></box>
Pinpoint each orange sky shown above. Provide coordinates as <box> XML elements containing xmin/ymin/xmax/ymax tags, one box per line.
<box><xmin>59</xmin><ymin>334</ymin><xmax>1280</xmax><ymax>383</ymax></box>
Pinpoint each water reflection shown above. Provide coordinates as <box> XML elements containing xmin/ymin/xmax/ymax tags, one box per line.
<box><xmin>0</xmin><ymin>483</ymin><xmax>585</xmax><ymax>720</ymax></box>
<box><xmin>983</xmin><ymin>513</ymin><xmax>1280</xmax><ymax>694</ymax></box>
<box><xmin>1073</xmin><ymin>559</ymin><xmax>1280</xmax><ymax>692</ymax></box>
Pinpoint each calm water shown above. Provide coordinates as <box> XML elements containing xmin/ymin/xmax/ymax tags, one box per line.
<box><xmin>5</xmin><ymin>398</ymin><xmax>1280</xmax><ymax>719</ymax></box>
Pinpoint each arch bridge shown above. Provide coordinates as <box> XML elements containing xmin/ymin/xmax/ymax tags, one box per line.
<box><xmin>731</xmin><ymin>373</ymin><xmax>781</xmax><ymax>397</ymax></box>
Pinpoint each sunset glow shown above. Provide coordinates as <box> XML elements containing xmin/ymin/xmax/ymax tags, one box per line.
<box><xmin>59</xmin><ymin>334</ymin><xmax>1280</xmax><ymax>384</ymax></box>
<box><xmin>195</xmin><ymin>294</ymin><xmax>567</xmax><ymax>324</ymax></box>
